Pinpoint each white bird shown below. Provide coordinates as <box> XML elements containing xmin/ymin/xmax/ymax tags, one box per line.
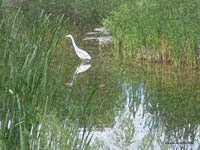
<box><xmin>65</xmin><ymin>34</ymin><xmax>91</xmax><ymax>61</ymax></box>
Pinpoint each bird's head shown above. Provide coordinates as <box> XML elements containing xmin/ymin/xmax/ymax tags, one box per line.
<box><xmin>65</xmin><ymin>34</ymin><xmax>72</xmax><ymax>38</ymax></box>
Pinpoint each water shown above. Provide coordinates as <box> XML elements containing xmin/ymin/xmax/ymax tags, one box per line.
<box><xmin>1</xmin><ymin>26</ymin><xmax>199</xmax><ymax>149</ymax></box>
<box><xmin>51</xmin><ymin>28</ymin><xmax>200</xmax><ymax>150</ymax></box>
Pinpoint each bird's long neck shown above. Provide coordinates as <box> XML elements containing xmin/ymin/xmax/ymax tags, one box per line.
<box><xmin>69</xmin><ymin>36</ymin><xmax>78</xmax><ymax>51</ymax></box>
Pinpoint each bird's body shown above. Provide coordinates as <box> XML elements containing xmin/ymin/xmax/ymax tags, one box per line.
<box><xmin>65</xmin><ymin>35</ymin><xmax>91</xmax><ymax>61</ymax></box>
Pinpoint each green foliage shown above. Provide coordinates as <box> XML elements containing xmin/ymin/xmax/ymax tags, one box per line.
<box><xmin>29</xmin><ymin>114</ymin><xmax>91</xmax><ymax>150</ymax></box>
<box><xmin>0</xmin><ymin>8</ymin><xmax>94</xmax><ymax>149</ymax></box>
<box><xmin>0</xmin><ymin>9</ymin><xmax>62</xmax><ymax>149</ymax></box>
<box><xmin>104</xmin><ymin>0</ymin><xmax>200</xmax><ymax>66</ymax></box>
<box><xmin>20</xmin><ymin>0</ymin><xmax>130</xmax><ymax>25</ymax></box>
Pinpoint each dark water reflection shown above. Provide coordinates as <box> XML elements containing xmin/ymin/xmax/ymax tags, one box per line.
<box><xmin>51</xmin><ymin>30</ymin><xmax>200</xmax><ymax>150</ymax></box>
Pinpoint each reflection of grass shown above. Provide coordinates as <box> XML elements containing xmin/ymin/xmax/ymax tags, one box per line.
<box><xmin>141</xmin><ymin>65</ymin><xmax>200</xmax><ymax>144</ymax></box>
<box><xmin>0</xmin><ymin>9</ymin><xmax>94</xmax><ymax>149</ymax></box>
<box><xmin>140</xmin><ymin>133</ymin><xmax>169</xmax><ymax>150</ymax></box>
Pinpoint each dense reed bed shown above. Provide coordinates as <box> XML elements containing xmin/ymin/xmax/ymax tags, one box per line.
<box><xmin>0</xmin><ymin>9</ymin><xmax>94</xmax><ymax>149</ymax></box>
<box><xmin>104</xmin><ymin>0</ymin><xmax>200</xmax><ymax>66</ymax></box>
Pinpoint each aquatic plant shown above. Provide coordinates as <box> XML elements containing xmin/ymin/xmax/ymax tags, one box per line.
<box><xmin>0</xmin><ymin>8</ymin><xmax>95</xmax><ymax>149</ymax></box>
<box><xmin>104</xmin><ymin>0</ymin><xmax>200</xmax><ymax>66</ymax></box>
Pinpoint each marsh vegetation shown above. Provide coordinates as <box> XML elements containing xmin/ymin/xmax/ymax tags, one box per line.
<box><xmin>0</xmin><ymin>0</ymin><xmax>200</xmax><ymax>150</ymax></box>
<box><xmin>104</xmin><ymin>0</ymin><xmax>200</xmax><ymax>67</ymax></box>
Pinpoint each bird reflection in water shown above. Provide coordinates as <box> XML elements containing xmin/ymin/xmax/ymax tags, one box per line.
<box><xmin>65</xmin><ymin>62</ymin><xmax>91</xmax><ymax>87</ymax></box>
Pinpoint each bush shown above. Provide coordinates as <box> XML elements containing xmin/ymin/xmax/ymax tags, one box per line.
<box><xmin>20</xmin><ymin>0</ymin><xmax>129</xmax><ymax>25</ymax></box>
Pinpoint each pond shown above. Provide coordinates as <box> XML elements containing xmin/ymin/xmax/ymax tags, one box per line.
<box><xmin>49</xmin><ymin>28</ymin><xmax>200</xmax><ymax>150</ymax></box>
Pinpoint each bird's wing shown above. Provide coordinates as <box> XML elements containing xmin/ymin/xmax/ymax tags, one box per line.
<box><xmin>77</xmin><ymin>48</ymin><xmax>91</xmax><ymax>60</ymax></box>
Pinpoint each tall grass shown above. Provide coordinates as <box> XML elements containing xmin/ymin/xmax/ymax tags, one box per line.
<box><xmin>0</xmin><ymin>8</ymin><xmax>94</xmax><ymax>149</ymax></box>
<box><xmin>104</xmin><ymin>0</ymin><xmax>200</xmax><ymax>66</ymax></box>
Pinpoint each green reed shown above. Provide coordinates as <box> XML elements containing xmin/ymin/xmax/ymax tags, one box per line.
<box><xmin>104</xmin><ymin>0</ymin><xmax>200</xmax><ymax>66</ymax></box>
<box><xmin>0</xmin><ymin>8</ymin><xmax>95</xmax><ymax>149</ymax></box>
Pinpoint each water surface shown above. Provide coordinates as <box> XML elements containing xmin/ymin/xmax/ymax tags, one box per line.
<box><xmin>51</xmin><ymin>29</ymin><xmax>200</xmax><ymax>150</ymax></box>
